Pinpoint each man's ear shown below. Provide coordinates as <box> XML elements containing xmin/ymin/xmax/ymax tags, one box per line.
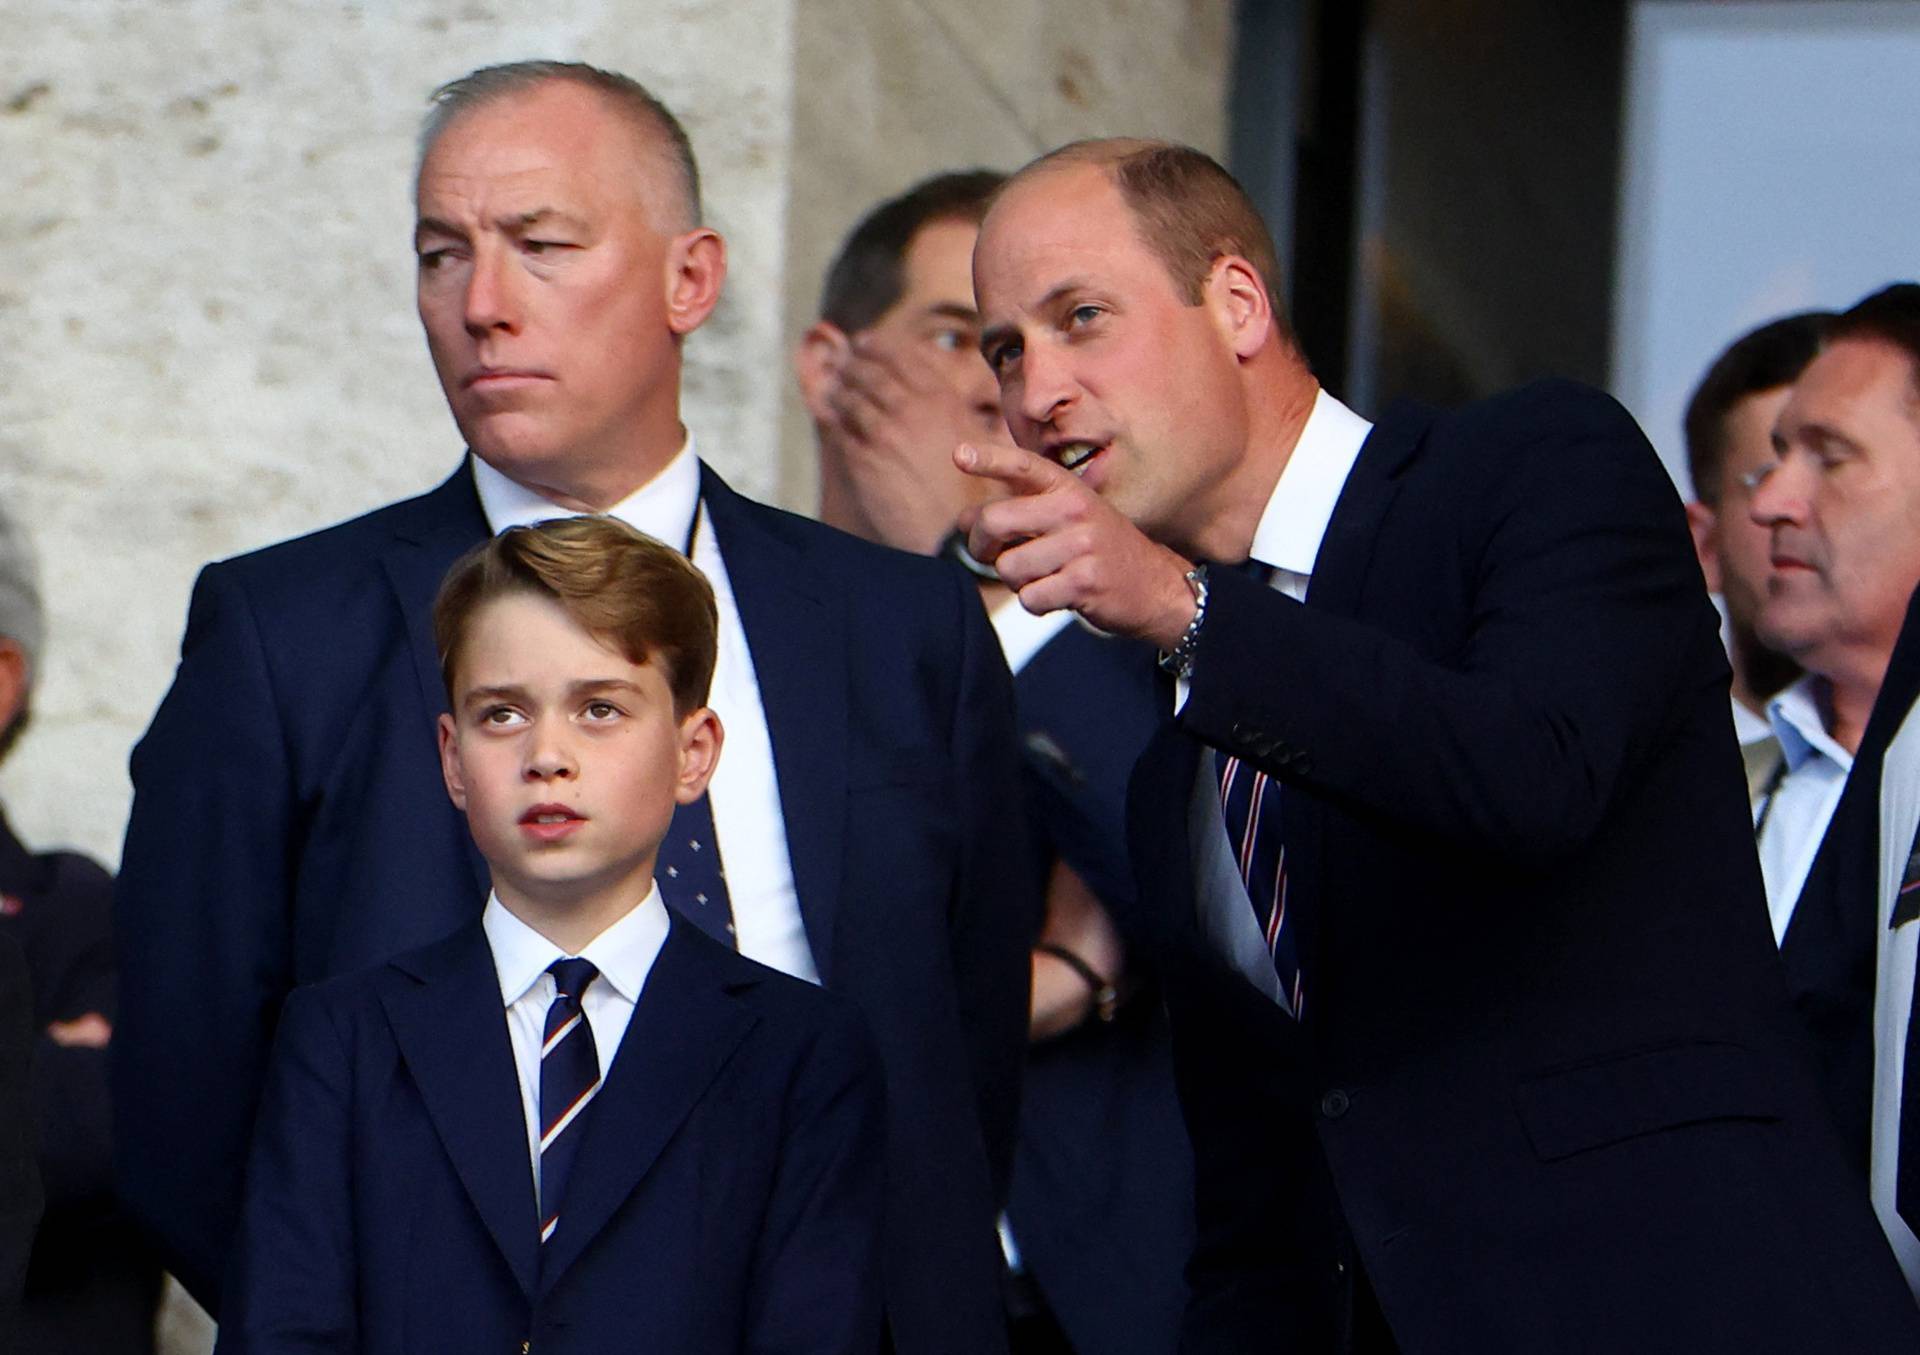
<box><xmin>666</xmin><ymin>228</ymin><xmax>727</xmax><ymax>337</ymax></box>
<box><xmin>674</xmin><ymin>707</ymin><xmax>724</xmax><ymax>804</ymax></box>
<box><xmin>1684</xmin><ymin>501</ymin><xmax>1724</xmax><ymax>593</ymax></box>
<box><xmin>1205</xmin><ymin>255</ymin><xmax>1274</xmax><ymax>361</ymax></box>
<box><xmin>0</xmin><ymin>641</ymin><xmax>27</xmax><ymax>738</ymax></box>
<box><xmin>793</xmin><ymin>322</ymin><xmax>852</xmax><ymax>424</ymax></box>
<box><xmin>437</xmin><ymin>712</ymin><xmax>469</xmax><ymax>812</ymax></box>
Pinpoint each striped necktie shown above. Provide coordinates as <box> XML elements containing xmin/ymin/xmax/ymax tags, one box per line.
<box><xmin>1217</xmin><ymin>747</ymin><xmax>1303</xmax><ymax>1018</ymax></box>
<box><xmin>539</xmin><ymin>957</ymin><xmax>602</xmax><ymax>1247</ymax></box>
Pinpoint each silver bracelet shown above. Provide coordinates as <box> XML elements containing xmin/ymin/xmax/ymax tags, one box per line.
<box><xmin>1157</xmin><ymin>565</ymin><xmax>1209</xmax><ymax>680</ymax></box>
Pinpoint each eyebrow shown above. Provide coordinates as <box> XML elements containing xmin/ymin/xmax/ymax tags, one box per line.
<box><xmin>413</xmin><ymin>207</ymin><xmax>591</xmax><ymax>247</ymax></box>
<box><xmin>924</xmin><ymin>301</ymin><xmax>980</xmax><ymax>323</ymax></box>
<box><xmin>978</xmin><ymin>278</ymin><xmax>1095</xmax><ymax>356</ymax></box>
<box><xmin>459</xmin><ymin>677</ymin><xmax>643</xmax><ymax>708</ymax></box>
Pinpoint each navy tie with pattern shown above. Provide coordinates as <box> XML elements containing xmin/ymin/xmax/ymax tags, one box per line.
<box><xmin>657</xmin><ymin>793</ymin><xmax>737</xmax><ymax>946</ymax></box>
<box><xmin>1216</xmin><ymin>745</ymin><xmax>1303</xmax><ymax>1018</ymax></box>
<box><xmin>1213</xmin><ymin>556</ymin><xmax>1303</xmax><ymax>1018</ymax></box>
<box><xmin>539</xmin><ymin>957</ymin><xmax>602</xmax><ymax>1248</ymax></box>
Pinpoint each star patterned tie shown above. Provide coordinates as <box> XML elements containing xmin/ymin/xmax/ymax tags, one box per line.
<box><xmin>657</xmin><ymin>793</ymin><xmax>737</xmax><ymax>946</ymax></box>
<box><xmin>539</xmin><ymin>957</ymin><xmax>602</xmax><ymax>1247</ymax></box>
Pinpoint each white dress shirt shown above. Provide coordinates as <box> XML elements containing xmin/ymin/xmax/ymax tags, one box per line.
<box><xmin>472</xmin><ymin>438</ymin><xmax>819</xmax><ymax>984</ymax></box>
<box><xmin>1184</xmin><ymin>387</ymin><xmax>1372</xmax><ymax>1003</ymax></box>
<box><xmin>1756</xmin><ymin>675</ymin><xmax>1853</xmax><ymax>944</ymax></box>
<box><xmin>1871</xmin><ymin>695</ymin><xmax>1920</xmax><ymax>1298</ymax></box>
<box><xmin>483</xmin><ymin>887</ymin><xmax>670</xmax><ymax>1207</ymax></box>
<box><xmin>988</xmin><ymin>593</ymin><xmax>1078</xmax><ymax>678</ymax></box>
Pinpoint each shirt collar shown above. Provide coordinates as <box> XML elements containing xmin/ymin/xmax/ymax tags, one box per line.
<box><xmin>987</xmin><ymin>593</ymin><xmax>1078</xmax><ymax>677</ymax></box>
<box><xmin>1768</xmin><ymin>673</ymin><xmax>1854</xmax><ymax>774</ymax></box>
<box><xmin>1246</xmin><ymin>387</ymin><xmax>1372</xmax><ymax>577</ymax></box>
<box><xmin>470</xmin><ymin>431</ymin><xmax>701</xmax><ymax>550</ymax></box>
<box><xmin>482</xmin><ymin>882</ymin><xmax>671</xmax><ymax>1008</ymax></box>
<box><xmin>1730</xmin><ymin>695</ymin><xmax>1775</xmax><ymax>748</ymax></box>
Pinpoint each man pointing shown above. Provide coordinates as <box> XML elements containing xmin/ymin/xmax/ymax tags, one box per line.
<box><xmin>959</xmin><ymin>137</ymin><xmax>1920</xmax><ymax>1352</ymax></box>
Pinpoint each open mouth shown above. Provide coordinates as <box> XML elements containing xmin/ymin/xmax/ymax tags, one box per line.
<box><xmin>1052</xmin><ymin>441</ymin><xmax>1106</xmax><ymax>476</ymax></box>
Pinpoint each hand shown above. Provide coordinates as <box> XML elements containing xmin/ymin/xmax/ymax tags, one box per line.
<box><xmin>1030</xmin><ymin>860</ymin><xmax>1125</xmax><ymax>1042</ymax></box>
<box><xmin>818</xmin><ymin>333</ymin><xmax>999</xmax><ymax>556</ymax></box>
<box><xmin>955</xmin><ymin>440</ymin><xmax>1197</xmax><ymax>648</ymax></box>
<box><xmin>46</xmin><ymin>1011</ymin><xmax>111</xmax><ymax>1047</ymax></box>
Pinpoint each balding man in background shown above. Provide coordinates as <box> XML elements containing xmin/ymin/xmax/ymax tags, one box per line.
<box><xmin>115</xmin><ymin>62</ymin><xmax>1034</xmax><ymax>1353</ymax></box>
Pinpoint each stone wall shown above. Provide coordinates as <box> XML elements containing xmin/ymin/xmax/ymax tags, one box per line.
<box><xmin>3</xmin><ymin>0</ymin><xmax>1229</xmax><ymax>873</ymax></box>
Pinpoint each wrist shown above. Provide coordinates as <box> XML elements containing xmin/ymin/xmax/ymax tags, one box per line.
<box><xmin>1156</xmin><ymin>563</ymin><xmax>1209</xmax><ymax>679</ymax></box>
<box><xmin>1034</xmin><ymin>942</ymin><xmax>1118</xmax><ymax>1024</ymax></box>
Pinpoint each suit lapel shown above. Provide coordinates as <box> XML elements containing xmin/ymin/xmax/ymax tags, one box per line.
<box><xmin>379</xmin><ymin>923</ymin><xmax>541</xmax><ymax>1299</ymax></box>
<box><xmin>536</xmin><ymin>918</ymin><xmax>758</xmax><ymax>1292</ymax></box>
<box><xmin>379</xmin><ymin>464</ymin><xmax>493</xmax><ymax>903</ymax></box>
<box><xmin>700</xmin><ymin>465</ymin><xmax>850</xmax><ymax>981</ymax></box>
<box><xmin>1278</xmin><ymin>404</ymin><xmax>1428</xmax><ymax>980</ymax></box>
<box><xmin>1304</xmin><ymin>402</ymin><xmax>1428</xmax><ymax>618</ymax></box>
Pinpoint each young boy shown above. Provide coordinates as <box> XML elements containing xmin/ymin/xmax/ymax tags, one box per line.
<box><xmin>217</xmin><ymin>517</ymin><xmax>885</xmax><ymax>1354</ymax></box>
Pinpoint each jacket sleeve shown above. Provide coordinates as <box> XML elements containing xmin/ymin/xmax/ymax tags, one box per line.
<box><xmin>213</xmin><ymin>986</ymin><xmax>357</xmax><ymax>1354</ymax></box>
<box><xmin>1178</xmin><ymin>390</ymin><xmax>1720</xmax><ymax>868</ymax></box>
<box><xmin>114</xmin><ymin>563</ymin><xmax>298</xmax><ymax>1310</ymax></box>
<box><xmin>29</xmin><ymin>851</ymin><xmax>118</xmax><ymax>1209</ymax></box>
<box><xmin>744</xmin><ymin>999</ymin><xmax>888</xmax><ymax>1355</ymax></box>
<box><xmin>943</xmin><ymin>571</ymin><xmax>1044</xmax><ymax>1200</ymax></box>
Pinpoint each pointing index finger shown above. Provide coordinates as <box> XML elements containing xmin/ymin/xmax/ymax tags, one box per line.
<box><xmin>954</xmin><ymin>441</ymin><xmax>1066</xmax><ymax>496</ymax></box>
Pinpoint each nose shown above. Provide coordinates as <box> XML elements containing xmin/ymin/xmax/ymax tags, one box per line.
<box><xmin>463</xmin><ymin>245</ymin><xmax>521</xmax><ymax>337</ymax></box>
<box><xmin>522</xmin><ymin>718</ymin><xmax>576</xmax><ymax>783</ymax></box>
<box><xmin>1747</xmin><ymin>454</ymin><xmax>1809</xmax><ymax>530</ymax></box>
<box><xmin>1012</xmin><ymin>340</ymin><xmax>1075</xmax><ymax>430</ymax></box>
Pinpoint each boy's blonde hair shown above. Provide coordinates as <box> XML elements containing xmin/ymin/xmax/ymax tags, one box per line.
<box><xmin>434</xmin><ymin>517</ymin><xmax>718</xmax><ymax>714</ymax></box>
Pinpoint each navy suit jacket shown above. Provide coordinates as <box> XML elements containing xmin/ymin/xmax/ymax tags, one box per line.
<box><xmin>115</xmin><ymin>462</ymin><xmax>1035</xmax><ymax>1355</ymax></box>
<box><xmin>1005</xmin><ymin>621</ymin><xmax>1191</xmax><ymax>1355</ymax></box>
<box><xmin>1127</xmin><ymin>382</ymin><xmax>1920</xmax><ymax>1352</ymax></box>
<box><xmin>1781</xmin><ymin>582</ymin><xmax>1920</xmax><ymax>1175</ymax></box>
<box><xmin>215</xmin><ymin>914</ymin><xmax>884</xmax><ymax>1355</ymax></box>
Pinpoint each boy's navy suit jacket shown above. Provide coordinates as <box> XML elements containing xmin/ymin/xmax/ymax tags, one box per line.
<box><xmin>215</xmin><ymin>914</ymin><xmax>885</xmax><ymax>1355</ymax></box>
<box><xmin>115</xmin><ymin>462</ymin><xmax>1035</xmax><ymax>1355</ymax></box>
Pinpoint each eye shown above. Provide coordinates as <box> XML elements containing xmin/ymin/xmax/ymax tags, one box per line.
<box><xmin>931</xmin><ymin>327</ymin><xmax>969</xmax><ymax>353</ymax></box>
<box><xmin>985</xmin><ymin>337</ymin><xmax>1022</xmax><ymax>375</ymax></box>
<box><xmin>1066</xmin><ymin>304</ymin><xmax>1102</xmax><ymax>328</ymax></box>
<box><xmin>416</xmin><ymin>248</ymin><xmax>452</xmax><ymax>271</ymax></box>
<box><xmin>582</xmin><ymin>699</ymin><xmax>622</xmax><ymax>721</ymax></box>
<box><xmin>1736</xmin><ymin>462</ymin><xmax>1776</xmax><ymax>494</ymax></box>
<box><xmin>478</xmin><ymin>705</ymin><xmax>526</xmax><ymax>728</ymax></box>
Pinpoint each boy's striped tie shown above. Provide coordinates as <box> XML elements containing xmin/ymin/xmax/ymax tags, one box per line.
<box><xmin>538</xmin><ymin>957</ymin><xmax>603</xmax><ymax>1246</ymax></box>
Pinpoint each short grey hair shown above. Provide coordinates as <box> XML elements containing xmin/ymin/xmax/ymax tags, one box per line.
<box><xmin>417</xmin><ymin>61</ymin><xmax>702</xmax><ymax>229</ymax></box>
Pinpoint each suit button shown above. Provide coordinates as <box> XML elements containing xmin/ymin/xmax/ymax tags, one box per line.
<box><xmin>1294</xmin><ymin>754</ymin><xmax>1313</xmax><ymax>775</ymax></box>
<box><xmin>1231</xmin><ymin>721</ymin><xmax>1259</xmax><ymax>744</ymax></box>
<box><xmin>1320</xmin><ymin>1089</ymin><xmax>1351</xmax><ymax>1119</ymax></box>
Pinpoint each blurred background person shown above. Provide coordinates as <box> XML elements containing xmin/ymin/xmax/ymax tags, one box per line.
<box><xmin>797</xmin><ymin>170</ymin><xmax>1192</xmax><ymax>1355</ymax></box>
<box><xmin>1683</xmin><ymin>312</ymin><xmax>1829</xmax><ymax>808</ymax></box>
<box><xmin>1748</xmin><ymin>283</ymin><xmax>1920</xmax><ymax>1181</ymax></box>
<box><xmin>0</xmin><ymin>501</ymin><xmax>158</xmax><ymax>1353</ymax></box>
